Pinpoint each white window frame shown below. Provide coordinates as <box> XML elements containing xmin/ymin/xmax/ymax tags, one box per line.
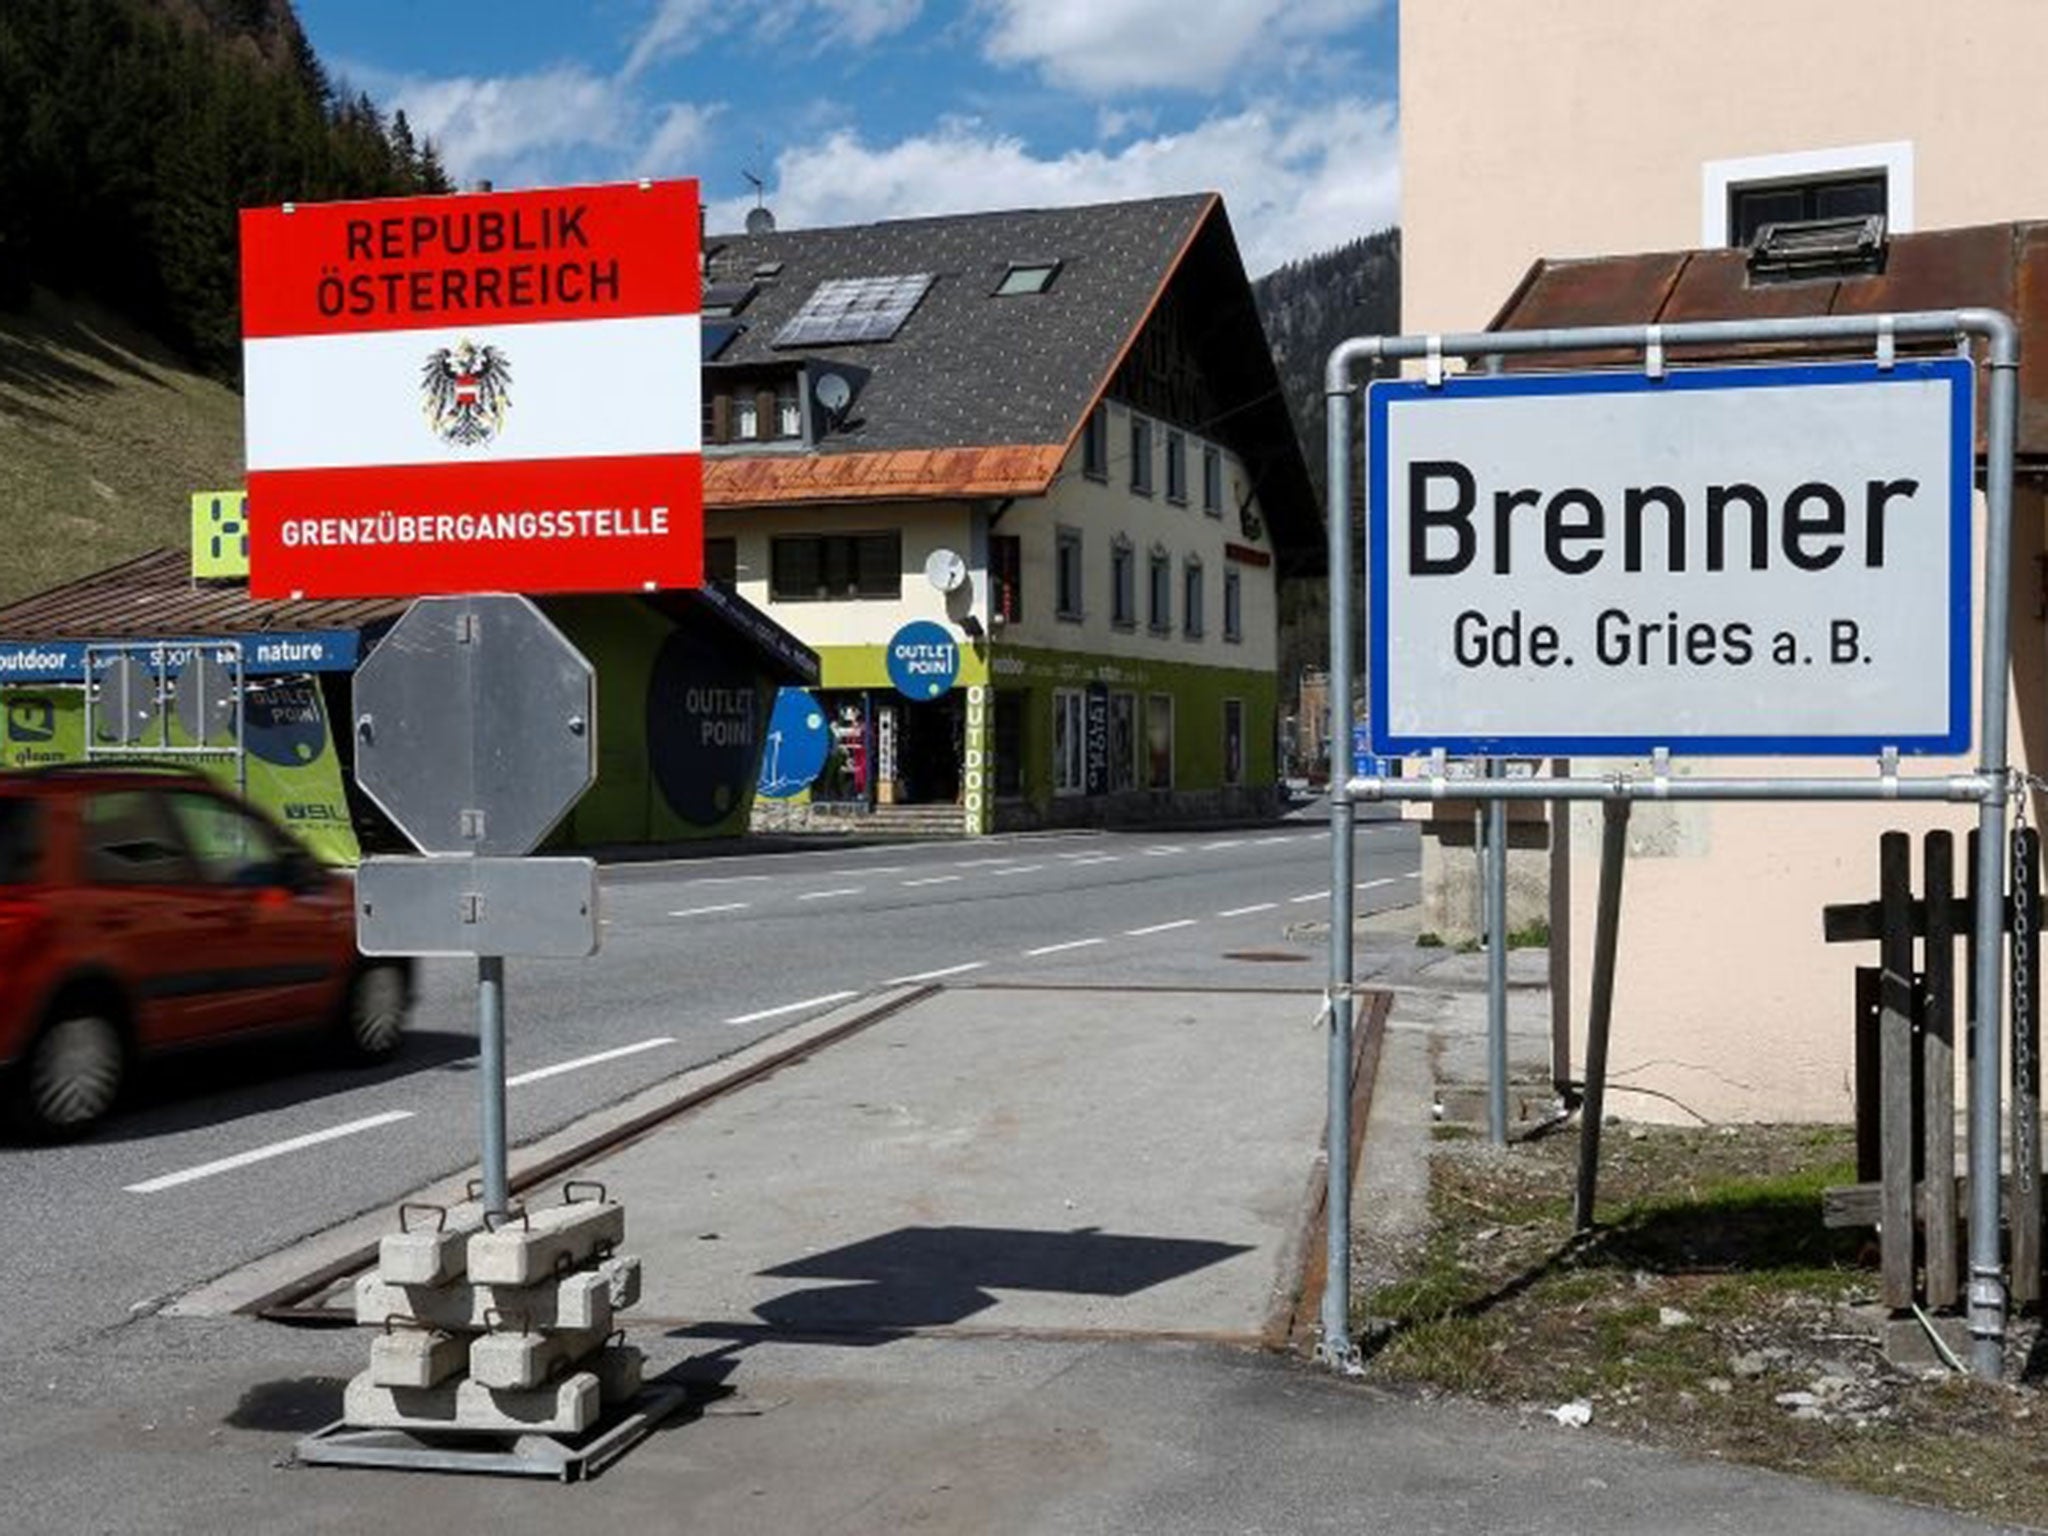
<box><xmin>1700</xmin><ymin>140</ymin><xmax>1914</xmax><ymax>247</ymax></box>
<box><xmin>1202</xmin><ymin>443</ymin><xmax>1222</xmax><ymax>516</ymax></box>
<box><xmin>1223</xmin><ymin>568</ymin><xmax>1243</xmax><ymax>643</ymax></box>
<box><xmin>1053</xmin><ymin>688</ymin><xmax>1085</xmax><ymax>795</ymax></box>
<box><xmin>1182</xmin><ymin>556</ymin><xmax>1204</xmax><ymax>639</ymax></box>
<box><xmin>1082</xmin><ymin>404</ymin><xmax>1109</xmax><ymax>481</ymax></box>
<box><xmin>1056</xmin><ymin>525</ymin><xmax>1084</xmax><ymax>622</ymax></box>
<box><xmin>1130</xmin><ymin>414</ymin><xmax>1154</xmax><ymax>496</ymax></box>
<box><xmin>1147</xmin><ymin>547</ymin><xmax>1172</xmax><ymax>636</ymax></box>
<box><xmin>1109</xmin><ymin>535</ymin><xmax>1136</xmax><ymax>629</ymax></box>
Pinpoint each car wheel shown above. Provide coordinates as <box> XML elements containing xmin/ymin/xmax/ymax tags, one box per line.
<box><xmin>23</xmin><ymin>1014</ymin><xmax>124</xmax><ymax>1136</ymax></box>
<box><xmin>340</xmin><ymin>964</ymin><xmax>407</xmax><ymax>1061</ymax></box>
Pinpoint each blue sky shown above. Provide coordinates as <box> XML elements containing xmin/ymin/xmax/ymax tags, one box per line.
<box><xmin>293</xmin><ymin>0</ymin><xmax>1399</xmax><ymax>276</ymax></box>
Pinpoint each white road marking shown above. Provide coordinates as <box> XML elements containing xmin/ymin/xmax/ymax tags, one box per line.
<box><xmin>1404</xmin><ymin>871</ymin><xmax>1421</xmax><ymax>879</ymax></box>
<box><xmin>799</xmin><ymin>888</ymin><xmax>863</xmax><ymax>901</ymax></box>
<box><xmin>902</xmin><ymin>874</ymin><xmax>962</xmax><ymax>887</ymax></box>
<box><xmin>670</xmin><ymin>902</ymin><xmax>751</xmax><ymax>918</ymax></box>
<box><xmin>1218</xmin><ymin>903</ymin><xmax>1278</xmax><ymax>917</ymax></box>
<box><xmin>1065</xmin><ymin>854</ymin><xmax>1121</xmax><ymax>866</ymax></box>
<box><xmin>826</xmin><ymin>866</ymin><xmax>904</xmax><ymax>878</ymax></box>
<box><xmin>1026</xmin><ymin>937</ymin><xmax>1105</xmax><ymax>956</ymax></box>
<box><xmin>726</xmin><ymin>991</ymin><xmax>858</xmax><ymax>1026</ymax></box>
<box><xmin>1143</xmin><ymin>847</ymin><xmax>1184</xmax><ymax>857</ymax></box>
<box><xmin>1255</xmin><ymin>836</ymin><xmax>1292</xmax><ymax>846</ymax></box>
<box><xmin>1359</xmin><ymin>877</ymin><xmax>1396</xmax><ymax>890</ymax></box>
<box><xmin>955</xmin><ymin>858</ymin><xmax>1020</xmax><ymax>869</ymax></box>
<box><xmin>126</xmin><ymin>1111</ymin><xmax>415</xmax><ymax>1194</ymax></box>
<box><xmin>1290</xmin><ymin>890</ymin><xmax>1332</xmax><ymax>904</ymax></box>
<box><xmin>508</xmin><ymin>1038</ymin><xmax>676</xmax><ymax>1088</ymax></box>
<box><xmin>992</xmin><ymin>864</ymin><xmax>1044</xmax><ymax>877</ymax></box>
<box><xmin>885</xmin><ymin>961</ymin><xmax>987</xmax><ymax>985</ymax></box>
<box><xmin>1203</xmin><ymin>839</ymin><xmax>1245</xmax><ymax>851</ymax></box>
<box><xmin>683</xmin><ymin>874</ymin><xmax>773</xmax><ymax>886</ymax></box>
<box><xmin>1127</xmin><ymin>918</ymin><xmax>1197</xmax><ymax>936</ymax></box>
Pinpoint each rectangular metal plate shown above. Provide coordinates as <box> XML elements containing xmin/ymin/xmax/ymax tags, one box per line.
<box><xmin>356</xmin><ymin>856</ymin><xmax>600</xmax><ymax>958</ymax></box>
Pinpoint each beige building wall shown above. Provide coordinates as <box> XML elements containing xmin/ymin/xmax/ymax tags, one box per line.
<box><xmin>1400</xmin><ymin>0</ymin><xmax>2048</xmax><ymax>1121</ymax></box>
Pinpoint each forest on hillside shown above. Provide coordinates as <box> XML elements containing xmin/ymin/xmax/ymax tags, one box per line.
<box><xmin>0</xmin><ymin>0</ymin><xmax>450</xmax><ymax>378</ymax></box>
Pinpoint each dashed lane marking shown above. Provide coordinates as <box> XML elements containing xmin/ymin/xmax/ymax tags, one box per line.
<box><xmin>902</xmin><ymin>875</ymin><xmax>962</xmax><ymax>887</ymax></box>
<box><xmin>508</xmin><ymin>1038</ymin><xmax>677</xmax><ymax>1088</ymax></box>
<box><xmin>799</xmin><ymin>888</ymin><xmax>864</xmax><ymax>901</ymax></box>
<box><xmin>1126</xmin><ymin>919</ymin><xmax>1197</xmax><ymax>936</ymax></box>
<box><xmin>1218</xmin><ymin>903</ymin><xmax>1278</xmax><ymax>917</ymax></box>
<box><xmin>670</xmin><ymin>902</ymin><xmax>751</xmax><ymax>918</ymax></box>
<box><xmin>726</xmin><ymin>991</ymin><xmax>859</xmax><ymax>1026</ymax></box>
<box><xmin>1025</xmin><ymin>937</ymin><xmax>1105</xmax><ymax>956</ymax></box>
<box><xmin>885</xmin><ymin>961</ymin><xmax>987</xmax><ymax>985</ymax></box>
<box><xmin>126</xmin><ymin>1111</ymin><xmax>415</xmax><ymax>1194</ymax></box>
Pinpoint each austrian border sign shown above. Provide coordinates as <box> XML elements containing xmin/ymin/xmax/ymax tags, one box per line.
<box><xmin>1368</xmin><ymin>359</ymin><xmax>1973</xmax><ymax>757</ymax></box>
<box><xmin>239</xmin><ymin>180</ymin><xmax>702</xmax><ymax>599</ymax></box>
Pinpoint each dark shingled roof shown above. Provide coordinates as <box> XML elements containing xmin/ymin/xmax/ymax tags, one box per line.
<box><xmin>706</xmin><ymin>194</ymin><xmax>1212</xmax><ymax>453</ymax></box>
<box><xmin>702</xmin><ymin>193</ymin><xmax>1322</xmax><ymax>572</ymax></box>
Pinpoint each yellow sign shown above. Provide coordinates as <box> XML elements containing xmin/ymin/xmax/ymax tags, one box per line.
<box><xmin>191</xmin><ymin>490</ymin><xmax>249</xmax><ymax>579</ymax></box>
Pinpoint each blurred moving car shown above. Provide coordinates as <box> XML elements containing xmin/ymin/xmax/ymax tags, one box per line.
<box><xmin>0</xmin><ymin>766</ymin><xmax>408</xmax><ymax>1137</ymax></box>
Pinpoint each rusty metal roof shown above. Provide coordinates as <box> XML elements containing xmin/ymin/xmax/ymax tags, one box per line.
<box><xmin>0</xmin><ymin>548</ymin><xmax>408</xmax><ymax>642</ymax></box>
<box><xmin>704</xmin><ymin>444</ymin><xmax>1067</xmax><ymax>507</ymax></box>
<box><xmin>1490</xmin><ymin>221</ymin><xmax>2048</xmax><ymax>462</ymax></box>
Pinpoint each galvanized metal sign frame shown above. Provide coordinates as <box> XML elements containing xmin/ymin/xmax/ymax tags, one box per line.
<box><xmin>82</xmin><ymin>639</ymin><xmax>248</xmax><ymax>798</ymax></box>
<box><xmin>1321</xmin><ymin>310</ymin><xmax>2020</xmax><ymax>1380</ymax></box>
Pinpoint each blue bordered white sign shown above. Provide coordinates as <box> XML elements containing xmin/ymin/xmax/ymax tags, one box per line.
<box><xmin>0</xmin><ymin>629</ymin><xmax>362</xmax><ymax>684</ymax></box>
<box><xmin>1367</xmin><ymin>358</ymin><xmax>1973</xmax><ymax>758</ymax></box>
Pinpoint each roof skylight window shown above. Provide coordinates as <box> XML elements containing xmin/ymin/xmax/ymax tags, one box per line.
<box><xmin>995</xmin><ymin>261</ymin><xmax>1062</xmax><ymax>296</ymax></box>
<box><xmin>772</xmin><ymin>273</ymin><xmax>934</xmax><ymax>347</ymax></box>
<box><xmin>703</xmin><ymin>281</ymin><xmax>758</xmax><ymax>317</ymax></box>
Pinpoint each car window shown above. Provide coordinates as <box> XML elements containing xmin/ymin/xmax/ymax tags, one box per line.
<box><xmin>84</xmin><ymin>791</ymin><xmax>196</xmax><ymax>885</ymax></box>
<box><xmin>161</xmin><ymin>791</ymin><xmax>290</xmax><ymax>886</ymax></box>
<box><xmin>0</xmin><ymin>798</ymin><xmax>43</xmax><ymax>883</ymax></box>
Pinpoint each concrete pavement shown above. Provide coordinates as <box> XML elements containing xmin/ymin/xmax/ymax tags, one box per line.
<box><xmin>1</xmin><ymin>927</ymin><xmax>2023</xmax><ymax>1533</ymax></box>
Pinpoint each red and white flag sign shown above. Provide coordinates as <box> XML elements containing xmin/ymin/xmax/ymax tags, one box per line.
<box><xmin>240</xmin><ymin>180</ymin><xmax>702</xmax><ymax>599</ymax></box>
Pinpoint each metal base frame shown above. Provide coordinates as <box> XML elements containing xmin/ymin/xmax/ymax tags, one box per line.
<box><xmin>292</xmin><ymin>1383</ymin><xmax>691</xmax><ymax>1482</ymax></box>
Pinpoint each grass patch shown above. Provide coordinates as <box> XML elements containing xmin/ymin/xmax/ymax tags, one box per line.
<box><xmin>1357</xmin><ymin>1122</ymin><xmax>2048</xmax><ymax>1527</ymax></box>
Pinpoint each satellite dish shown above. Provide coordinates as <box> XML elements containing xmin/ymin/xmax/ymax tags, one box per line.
<box><xmin>815</xmin><ymin>372</ymin><xmax>853</xmax><ymax>415</ymax></box>
<box><xmin>925</xmin><ymin>548</ymin><xmax>968</xmax><ymax>594</ymax></box>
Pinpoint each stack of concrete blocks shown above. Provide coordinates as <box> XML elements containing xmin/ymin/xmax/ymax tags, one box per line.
<box><xmin>344</xmin><ymin>1195</ymin><xmax>646</xmax><ymax>1437</ymax></box>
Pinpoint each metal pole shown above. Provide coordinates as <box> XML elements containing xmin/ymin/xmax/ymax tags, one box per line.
<box><xmin>1486</xmin><ymin>782</ymin><xmax>1510</xmax><ymax>1146</ymax></box>
<box><xmin>1964</xmin><ymin>309</ymin><xmax>2021</xmax><ymax>1379</ymax></box>
<box><xmin>478</xmin><ymin>954</ymin><xmax>510</xmax><ymax>1218</ymax></box>
<box><xmin>1575</xmin><ymin>800</ymin><xmax>1631</xmax><ymax>1231</ymax></box>
<box><xmin>1319</xmin><ymin>344</ymin><xmax>1370</xmax><ymax>1365</ymax></box>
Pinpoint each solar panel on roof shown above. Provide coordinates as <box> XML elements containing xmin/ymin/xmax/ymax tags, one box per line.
<box><xmin>772</xmin><ymin>274</ymin><xmax>934</xmax><ymax>348</ymax></box>
<box><xmin>702</xmin><ymin>320</ymin><xmax>745</xmax><ymax>360</ymax></box>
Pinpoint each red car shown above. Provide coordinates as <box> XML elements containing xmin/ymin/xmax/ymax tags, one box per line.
<box><xmin>0</xmin><ymin>766</ymin><xmax>409</xmax><ymax>1137</ymax></box>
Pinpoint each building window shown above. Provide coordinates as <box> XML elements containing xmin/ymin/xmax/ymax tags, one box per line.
<box><xmin>1202</xmin><ymin>444</ymin><xmax>1222</xmax><ymax>516</ymax></box>
<box><xmin>991</xmin><ymin>534</ymin><xmax>1022</xmax><ymax>624</ymax></box>
<box><xmin>1053</xmin><ymin>689</ymin><xmax>1085</xmax><ymax>795</ymax></box>
<box><xmin>1145</xmin><ymin>693</ymin><xmax>1174</xmax><ymax>790</ymax></box>
<box><xmin>1056</xmin><ymin>527</ymin><xmax>1084</xmax><ymax>621</ymax></box>
<box><xmin>705</xmin><ymin>536</ymin><xmax>738</xmax><ymax>585</ymax></box>
<box><xmin>1700</xmin><ymin>140</ymin><xmax>1914</xmax><ymax>246</ymax></box>
<box><xmin>1728</xmin><ymin>174</ymin><xmax>1886</xmax><ymax>248</ymax></box>
<box><xmin>1182</xmin><ymin>557</ymin><xmax>1204</xmax><ymax>639</ymax></box>
<box><xmin>1110</xmin><ymin>536</ymin><xmax>1136</xmax><ymax>629</ymax></box>
<box><xmin>1223</xmin><ymin>699</ymin><xmax>1244</xmax><ymax>786</ymax></box>
<box><xmin>995</xmin><ymin>260</ymin><xmax>1061</xmax><ymax>296</ymax></box>
<box><xmin>1130</xmin><ymin>415</ymin><xmax>1153</xmax><ymax>496</ymax></box>
<box><xmin>735</xmin><ymin>393</ymin><xmax>759</xmax><ymax>441</ymax></box>
<box><xmin>769</xmin><ymin>532</ymin><xmax>901</xmax><ymax>601</ymax></box>
<box><xmin>775</xmin><ymin>378</ymin><xmax>803</xmax><ymax>438</ymax></box>
<box><xmin>1223</xmin><ymin>569</ymin><xmax>1242</xmax><ymax>643</ymax></box>
<box><xmin>1147</xmin><ymin>548</ymin><xmax>1171</xmax><ymax>635</ymax></box>
<box><xmin>1083</xmin><ymin>405</ymin><xmax>1109</xmax><ymax>481</ymax></box>
<box><xmin>1165</xmin><ymin>430</ymin><xmax>1187</xmax><ymax>505</ymax></box>
<box><xmin>1109</xmin><ymin>693</ymin><xmax>1137</xmax><ymax>791</ymax></box>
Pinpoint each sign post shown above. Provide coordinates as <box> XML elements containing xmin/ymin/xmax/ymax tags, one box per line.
<box><xmin>1323</xmin><ymin>316</ymin><xmax>2015</xmax><ymax>1379</ymax></box>
<box><xmin>353</xmin><ymin>594</ymin><xmax>599</xmax><ymax>1216</ymax></box>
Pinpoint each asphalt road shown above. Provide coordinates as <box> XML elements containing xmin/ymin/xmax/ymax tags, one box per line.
<box><xmin>0</xmin><ymin>807</ymin><xmax>1417</xmax><ymax>1357</ymax></box>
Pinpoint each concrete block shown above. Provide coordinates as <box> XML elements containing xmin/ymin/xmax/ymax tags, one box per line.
<box><xmin>377</xmin><ymin>1226</ymin><xmax>467</xmax><ymax>1287</ymax></box>
<box><xmin>466</xmin><ymin>1201</ymin><xmax>624</xmax><ymax>1287</ymax></box>
<box><xmin>367</xmin><ymin>1328</ymin><xmax>467</xmax><ymax>1390</ymax></box>
<box><xmin>353</xmin><ymin>1255</ymin><xmax>640</xmax><ymax>1333</ymax></box>
<box><xmin>469</xmin><ymin>1325</ymin><xmax>607</xmax><ymax>1391</ymax></box>
<box><xmin>593</xmin><ymin>1345</ymin><xmax>643</xmax><ymax>1405</ymax></box>
<box><xmin>343</xmin><ymin>1369</ymin><xmax>600</xmax><ymax>1436</ymax></box>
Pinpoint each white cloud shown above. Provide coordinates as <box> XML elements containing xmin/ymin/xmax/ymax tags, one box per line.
<box><xmin>626</xmin><ymin>0</ymin><xmax>922</xmax><ymax>75</ymax></box>
<box><xmin>379</xmin><ymin>65</ymin><xmax>633</xmax><ymax>185</ymax></box>
<box><xmin>981</xmin><ymin>0</ymin><xmax>1383</xmax><ymax>95</ymax></box>
<box><xmin>638</xmin><ymin>102</ymin><xmax>722</xmax><ymax>179</ymax></box>
<box><xmin>724</xmin><ymin>100</ymin><xmax>1397</xmax><ymax>273</ymax></box>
